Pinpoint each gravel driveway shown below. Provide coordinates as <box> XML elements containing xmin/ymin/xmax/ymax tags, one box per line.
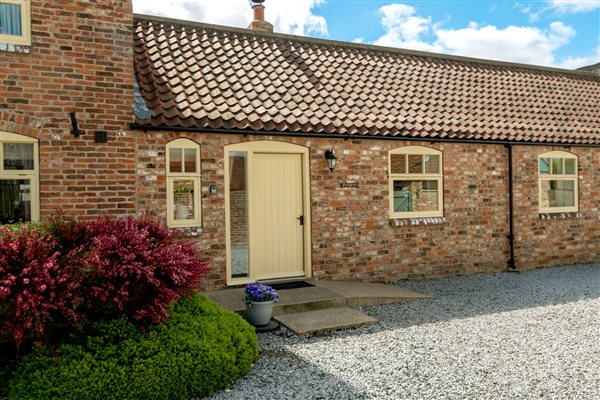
<box><xmin>210</xmin><ymin>264</ymin><xmax>600</xmax><ymax>399</ymax></box>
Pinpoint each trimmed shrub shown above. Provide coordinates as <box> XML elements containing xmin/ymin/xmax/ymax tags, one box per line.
<box><xmin>8</xmin><ymin>295</ymin><xmax>258</xmax><ymax>400</ymax></box>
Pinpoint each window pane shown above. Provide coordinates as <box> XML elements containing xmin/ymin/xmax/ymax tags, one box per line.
<box><xmin>184</xmin><ymin>148</ymin><xmax>197</xmax><ymax>173</ymax></box>
<box><xmin>172</xmin><ymin>179</ymin><xmax>195</xmax><ymax>220</ymax></box>
<box><xmin>408</xmin><ymin>154</ymin><xmax>422</xmax><ymax>174</ymax></box>
<box><xmin>0</xmin><ymin>179</ymin><xmax>31</xmax><ymax>223</ymax></box>
<box><xmin>393</xmin><ymin>180</ymin><xmax>439</xmax><ymax>213</ymax></box>
<box><xmin>3</xmin><ymin>143</ymin><xmax>34</xmax><ymax>170</ymax></box>
<box><xmin>229</xmin><ymin>152</ymin><xmax>249</xmax><ymax>278</ymax></box>
<box><xmin>564</xmin><ymin>158</ymin><xmax>575</xmax><ymax>175</ymax></box>
<box><xmin>540</xmin><ymin>179</ymin><xmax>575</xmax><ymax>208</ymax></box>
<box><xmin>424</xmin><ymin>154</ymin><xmax>440</xmax><ymax>174</ymax></box>
<box><xmin>390</xmin><ymin>154</ymin><xmax>406</xmax><ymax>174</ymax></box>
<box><xmin>169</xmin><ymin>148</ymin><xmax>182</xmax><ymax>173</ymax></box>
<box><xmin>539</xmin><ymin>158</ymin><xmax>550</xmax><ymax>175</ymax></box>
<box><xmin>551</xmin><ymin>158</ymin><xmax>562</xmax><ymax>175</ymax></box>
<box><xmin>0</xmin><ymin>4</ymin><xmax>22</xmax><ymax>36</ymax></box>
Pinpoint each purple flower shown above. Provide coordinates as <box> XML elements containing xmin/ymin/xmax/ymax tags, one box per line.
<box><xmin>243</xmin><ymin>280</ymin><xmax>279</xmax><ymax>306</ymax></box>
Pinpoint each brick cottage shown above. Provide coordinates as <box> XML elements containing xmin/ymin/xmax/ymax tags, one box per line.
<box><xmin>1</xmin><ymin>1</ymin><xmax>599</xmax><ymax>290</ymax></box>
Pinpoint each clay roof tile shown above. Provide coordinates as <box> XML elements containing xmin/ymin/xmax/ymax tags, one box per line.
<box><xmin>133</xmin><ymin>16</ymin><xmax>600</xmax><ymax>144</ymax></box>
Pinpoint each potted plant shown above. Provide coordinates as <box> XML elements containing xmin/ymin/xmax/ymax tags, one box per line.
<box><xmin>243</xmin><ymin>280</ymin><xmax>279</xmax><ymax>327</ymax></box>
<box><xmin>173</xmin><ymin>185</ymin><xmax>190</xmax><ymax>219</ymax></box>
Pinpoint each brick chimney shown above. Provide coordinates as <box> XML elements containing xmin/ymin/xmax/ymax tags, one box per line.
<box><xmin>247</xmin><ymin>1</ymin><xmax>273</xmax><ymax>32</ymax></box>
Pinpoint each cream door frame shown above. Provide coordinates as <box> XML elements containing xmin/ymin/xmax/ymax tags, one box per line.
<box><xmin>224</xmin><ymin>141</ymin><xmax>311</xmax><ymax>286</ymax></box>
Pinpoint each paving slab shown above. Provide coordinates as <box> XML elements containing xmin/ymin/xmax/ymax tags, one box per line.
<box><xmin>204</xmin><ymin>285</ymin><xmax>346</xmax><ymax>315</ymax></box>
<box><xmin>205</xmin><ymin>280</ymin><xmax>428</xmax><ymax>313</ymax></box>
<box><xmin>309</xmin><ymin>279</ymin><xmax>430</xmax><ymax>307</ymax></box>
<box><xmin>204</xmin><ymin>287</ymin><xmax>246</xmax><ymax>313</ymax></box>
<box><xmin>274</xmin><ymin>307</ymin><xmax>378</xmax><ymax>335</ymax></box>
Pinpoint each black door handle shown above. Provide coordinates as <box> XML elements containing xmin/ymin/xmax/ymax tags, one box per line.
<box><xmin>297</xmin><ymin>215</ymin><xmax>304</xmax><ymax>225</ymax></box>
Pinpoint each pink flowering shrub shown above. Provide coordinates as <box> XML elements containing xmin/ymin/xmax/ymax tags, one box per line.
<box><xmin>0</xmin><ymin>215</ymin><xmax>210</xmax><ymax>349</ymax></box>
<box><xmin>0</xmin><ymin>227</ymin><xmax>78</xmax><ymax>347</ymax></box>
<box><xmin>73</xmin><ymin>216</ymin><xmax>209</xmax><ymax>325</ymax></box>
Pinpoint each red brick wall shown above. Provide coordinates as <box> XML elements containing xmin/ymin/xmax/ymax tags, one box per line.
<box><xmin>1</xmin><ymin>0</ymin><xmax>135</xmax><ymax>219</ymax></box>
<box><xmin>2</xmin><ymin>1</ymin><xmax>597</xmax><ymax>289</ymax></box>
<box><xmin>513</xmin><ymin>146</ymin><xmax>600</xmax><ymax>269</ymax></box>
<box><xmin>134</xmin><ymin>133</ymin><xmax>598</xmax><ymax>290</ymax></box>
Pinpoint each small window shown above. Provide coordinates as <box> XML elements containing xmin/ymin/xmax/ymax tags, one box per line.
<box><xmin>389</xmin><ymin>146</ymin><xmax>443</xmax><ymax>218</ymax></box>
<box><xmin>0</xmin><ymin>0</ymin><xmax>31</xmax><ymax>46</ymax></box>
<box><xmin>0</xmin><ymin>131</ymin><xmax>39</xmax><ymax>224</ymax></box>
<box><xmin>166</xmin><ymin>139</ymin><xmax>201</xmax><ymax>227</ymax></box>
<box><xmin>538</xmin><ymin>151</ymin><xmax>578</xmax><ymax>213</ymax></box>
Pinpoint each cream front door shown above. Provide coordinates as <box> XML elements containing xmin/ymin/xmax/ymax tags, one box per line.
<box><xmin>250</xmin><ymin>153</ymin><xmax>305</xmax><ymax>280</ymax></box>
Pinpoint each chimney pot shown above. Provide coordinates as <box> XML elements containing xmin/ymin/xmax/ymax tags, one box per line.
<box><xmin>248</xmin><ymin>2</ymin><xmax>273</xmax><ymax>32</ymax></box>
<box><xmin>253</xmin><ymin>4</ymin><xmax>265</xmax><ymax>21</ymax></box>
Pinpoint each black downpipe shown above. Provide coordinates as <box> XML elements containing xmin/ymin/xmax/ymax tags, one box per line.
<box><xmin>506</xmin><ymin>144</ymin><xmax>516</xmax><ymax>270</ymax></box>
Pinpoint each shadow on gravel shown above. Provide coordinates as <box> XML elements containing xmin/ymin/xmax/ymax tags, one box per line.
<box><xmin>210</xmin><ymin>349</ymin><xmax>367</xmax><ymax>399</ymax></box>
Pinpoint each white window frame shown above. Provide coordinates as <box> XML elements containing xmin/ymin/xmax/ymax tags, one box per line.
<box><xmin>538</xmin><ymin>151</ymin><xmax>578</xmax><ymax>213</ymax></box>
<box><xmin>0</xmin><ymin>0</ymin><xmax>31</xmax><ymax>46</ymax></box>
<box><xmin>166</xmin><ymin>138</ymin><xmax>201</xmax><ymax>227</ymax></box>
<box><xmin>0</xmin><ymin>130</ymin><xmax>39</xmax><ymax>222</ymax></box>
<box><xmin>388</xmin><ymin>146</ymin><xmax>443</xmax><ymax>218</ymax></box>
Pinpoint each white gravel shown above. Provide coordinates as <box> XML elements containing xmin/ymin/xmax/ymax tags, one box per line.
<box><xmin>210</xmin><ymin>264</ymin><xmax>600</xmax><ymax>399</ymax></box>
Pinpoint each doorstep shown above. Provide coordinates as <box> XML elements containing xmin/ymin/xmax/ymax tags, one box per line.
<box><xmin>203</xmin><ymin>279</ymin><xmax>428</xmax><ymax>334</ymax></box>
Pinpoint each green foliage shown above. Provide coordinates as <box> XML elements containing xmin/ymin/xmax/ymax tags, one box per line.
<box><xmin>0</xmin><ymin>346</ymin><xmax>17</xmax><ymax>397</ymax></box>
<box><xmin>8</xmin><ymin>295</ymin><xmax>258</xmax><ymax>400</ymax></box>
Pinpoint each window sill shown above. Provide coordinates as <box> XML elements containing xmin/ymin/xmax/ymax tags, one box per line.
<box><xmin>0</xmin><ymin>42</ymin><xmax>31</xmax><ymax>53</ymax></box>
<box><xmin>539</xmin><ymin>212</ymin><xmax>582</xmax><ymax>220</ymax></box>
<box><xmin>168</xmin><ymin>226</ymin><xmax>203</xmax><ymax>237</ymax></box>
<box><xmin>390</xmin><ymin>217</ymin><xmax>446</xmax><ymax>226</ymax></box>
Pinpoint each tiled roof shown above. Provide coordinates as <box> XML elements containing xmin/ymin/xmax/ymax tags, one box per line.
<box><xmin>133</xmin><ymin>15</ymin><xmax>600</xmax><ymax>145</ymax></box>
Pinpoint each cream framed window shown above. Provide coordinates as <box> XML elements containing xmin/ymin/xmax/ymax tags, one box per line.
<box><xmin>0</xmin><ymin>131</ymin><xmax>39</xmax><ymax>224</ymax></box>
<box><xmin>166</xmin><ymin>139</ymin><xmax>201</xmax><ymax>227</ymax></box>
<box><xmin>538</xmin><ymin>151</ymin><xmax>578</xmax><ymax>213</ymax></box>
<box><xmin>0</xmin><ymin>0</ymin><xmax>31</xmax><ymax>46</ymax></box>
<box><xmin>389</xmin><ymin>146</ymin><xmax>443</xmax><ymax>218</ymax></box>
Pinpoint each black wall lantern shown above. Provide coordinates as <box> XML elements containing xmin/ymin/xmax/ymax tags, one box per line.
<box><xmin>69</xmin><ymin>112</ymin><xmax>81</xmax><ymax>137</ymax></box>
<box><xmin>324</xmin><ymin>149</ymin><xmax>337</xmax><ymax>172</ymax></box>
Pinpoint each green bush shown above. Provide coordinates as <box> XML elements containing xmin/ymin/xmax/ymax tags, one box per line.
<box><xmin>7</xmin><ymin>295</ymin><xmax>258</xmax><ymax>400</ymax></box>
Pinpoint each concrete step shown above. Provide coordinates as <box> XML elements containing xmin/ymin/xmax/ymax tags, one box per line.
<box><xmin>274</xmin><ymin>307</ymin><xmax>378</xmax><ymax>335</ymax></box>
<box><xmin>310</xmin><ymin>279</ymin><xmax>429</xmax><ymax>308</ymax></box>
<box><xmin>204</xmin><ymin>280</ymin><xmax>428</xmax><ymax>317</ymax></box>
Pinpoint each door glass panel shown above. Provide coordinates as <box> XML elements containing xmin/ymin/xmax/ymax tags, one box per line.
<box><xmin>393</xmin><ymin>180</ymin><xmax>439</xmax><ymax>212</ymax></box>
<box><xmin>3</xmin><ymin>143</ymin><xmax>34</xmax><ymax>170</ymax></box>
<box><xmin>169</xmin><ymin>148</ymin><xmax>182</xmax><ymax>173</ymax></box>
<box><xmin>172</xmin><ymin>179</ymin><xmax>195</xmax><ymax>221</ymax></box>
<box><xmin>184</xmin><ymin>148</ymin><xmax>196</xmax><ymax>173</ymax></box>
<box><xmin>0</xmin><ymin>179</ymin><xmax>31</xmax><ymax>223</ymax></box>
<box><xmin>229</xmin><ymin>151</ymin><xmax>249</xmax><ymax>278</ymax></box>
